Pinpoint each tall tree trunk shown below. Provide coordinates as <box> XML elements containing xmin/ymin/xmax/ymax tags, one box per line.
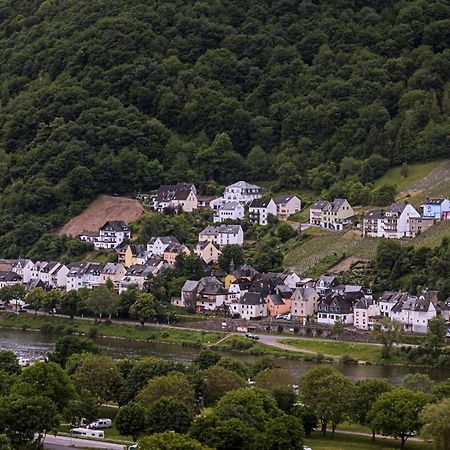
<box><xmin>332</xmin><ymin>422</ymin><xmax>336</xmax><ymax>437</ymax></box>
<box><xmin>321</xmin><ymin>420</ymin><xmax>327</xmax><ymax>436</ymax></box>
<box><xmin>371</xmin><ymin>429</ymin><xmax>376</xmax><ymax>441</ymax></box>
<box><xmin>401</xmin><ymin>435</ymin><xmax>406</xmax><ymax>448</ymax></box>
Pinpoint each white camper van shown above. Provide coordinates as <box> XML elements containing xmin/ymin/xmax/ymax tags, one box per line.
<box><xmin>70</xmin><ymin>428</ymin><xmax>105</xmax><ymax>439</ymax></box>
<box><xmin>87</xmin><ymin>418</ymin><xmax>112</xmax><ymax>429</ymax></box>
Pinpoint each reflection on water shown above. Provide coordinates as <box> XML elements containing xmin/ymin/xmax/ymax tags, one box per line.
<box><xmin>1</xmin><ymin>328</ymin><xmax>450</xmax><ymax>384</ymax></box>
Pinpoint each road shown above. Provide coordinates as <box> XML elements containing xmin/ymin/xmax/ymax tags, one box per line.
<box><xmin>43</xmin><ymin>434</ymin><xmax>127</xmax><ymax>449</ymax></box>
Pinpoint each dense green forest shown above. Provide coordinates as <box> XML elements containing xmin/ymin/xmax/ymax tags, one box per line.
<box><xmin>0</xmin><ymin>0</ymin><xmax>450</xmax><ymax>256</ymax></box>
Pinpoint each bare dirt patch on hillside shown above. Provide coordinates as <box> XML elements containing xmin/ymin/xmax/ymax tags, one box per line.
<box><xmin>328</xmin><ymin>256</ymin><xmax>368</xmax><ymax>274</ymax></box>
<box><xmin>59</xmin><ymin>195</ymin><xmax>144</xmax><ymax>236</ymax></box>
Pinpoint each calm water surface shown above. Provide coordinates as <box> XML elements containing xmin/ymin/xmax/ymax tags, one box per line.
<box><xmin>1</xmin><ymin>328</ymin><xmax>450</xmax><ymax>384</ymax></box>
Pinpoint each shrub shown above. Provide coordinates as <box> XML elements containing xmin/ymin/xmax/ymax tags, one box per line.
<box><xmin>40</xmin><ymin>323</ymin><xmax>55</xmax><ymax>334</ymax></box>
<box><xmin>87</xmin><ymin>327</ymin><xmax>98</xmax><ymax>338</ymax></box>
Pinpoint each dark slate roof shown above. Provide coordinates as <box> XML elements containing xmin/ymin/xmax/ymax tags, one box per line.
<box><xmin>329</xmin><ymin>198</ymin><xmax>346</xmax><ymax>212</ymax></box>
<box><xmin>354</xmin><ymin>298</ymin><xmax>374</xmax><ymax>309</ymax></box>
<box><xmin>267</xmin><ymin>294</ymin><xmax>285</xmax><ymax>305</ymax></box>
<box><xmin>156</xmin><ymin>184</ymin><xmax>195</xmax><ymax>202</ymax></box>
<box><xmin>230</xmin><ymin>277</ymin><xmax>252</xmax><ymax>290</ymax></box>
<box><xmin>274</xmin><ymin>194</ymin><xmax>295</xmax><ymax>204</ymax></box>
<box><xmin>0</xmin><ymin>271</ymin><xmax>21</xmax><ymax>282</ymax></box>
<box><xmin>311</xmin><ymin>200</ymin><xmax>330</xmax><ymax>210</ymax></box>
<box><xmin>292</xmin><ymin>287</ymin><xmax>318</xmax><ymax>302</ymax></box>
<box><xmin>233</xmin><ymin>264</ymin><xmax>259</xmax><ymax>278</ymax></box>
<box><xmin>240</xmin><ymin>292</ymin><xmax>265</xmax><ymax>305</ymax></box>
<box><xmin>101</xmin><ymin>220</ymin><xmax>129</xmax><ymax>232</ymax></box>
<box><xmin>249</xmin><ymin>198</ymin><xmax>273</xmax><ymax>208</ymax></box>
<box><xmin>364</xmin><ymin>209</ymin><xmax>384</xmax><ymax>219</ymax></box>
<box><xmin>318</xmin><ymin>294</ymin><xmax>353</xmax><ymax>314</ymax></box>
<box><xmin>422</xmin><ymin>198</ymin><xmax>446</xmax><ymax>205</ymax></box>
<box><xmin>173</xmin><ymin>189</ymin><xmax>192</xmax><ymax>200</ymax></box>
<box><xmin>388</xmin><ymin>203</ymin><xmax>407</xmax><ymax>214</ymax></box>
<box><xmin>130</xmin><ymin>244</ymin><xmax>146</xmax><ymax>255</ymax></box>
<box><xmin>200</xmin><ymin>225</ymin><xmax>242</xmax><ymax>235</ymax></box>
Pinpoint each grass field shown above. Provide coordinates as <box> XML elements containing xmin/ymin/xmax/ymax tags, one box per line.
<box><xmin>373</xmin><ymin>161</ymin><xmax>440</xmax><ymax>192</ymax></box>
<box><xmin>0</xmin><ymin>313</ymin><xmax>221</xmax><ymax>346</ymax></box>
<box><xmin>305</xmin><ymin>432</ymin><xmax>432</xmax><ymax>450</ymax></box>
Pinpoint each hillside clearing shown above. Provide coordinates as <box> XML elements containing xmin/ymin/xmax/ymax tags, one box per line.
<box><xmin>59</xmin><ymin>195</ymin><xmax>144</xmax><ymax>236</ymax></box>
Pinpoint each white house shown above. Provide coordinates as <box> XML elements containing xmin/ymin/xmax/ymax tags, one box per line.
<box><xmin>0</xmin><ymin>271</ymin><xmax>22</xmax><ymax>289</ymax></box>
<box><xmin>274</xmin><ymin>195</ymin><xmax>301</xmax><ymax>220</ymax></box>
<box><xmin>83</xmin><ymin>221</ymin><xmax>131</xmax><ymax>250</ymax></box>
<box><xmin>147</xmin><ymin>236</ymin><xmax>180</xmax><ymax>256</ymax></box>
<box><xmin>28</xmin><ymin>261</ymin><xmax>69</xmax><ymax>288</ymax></box>
<box><xmin>421</xmin><ymin>198</ymin><xmax>450</xmax><ymax>219</ymax></box>
<box><xmin>223</xmin><ymin>181</ymin><xmax>262</xmax><ymax>204</ymax></box>
<box><xmin>249</xmin><ymin>198</ymin><xmax>277</xmax><ymax>226</ymax></box>
<box><xmin>317</xmin><ymin>294</ymin><xmax>353</xmax><ymax>325</ymax></box>
<box><xmin>382</xmin><ymin>203</ymin><xmax>421</xmax><ymax>239</ymax></box>
<box><xmin>281</xmin><ymin>271</ymin><xmax>301</xmax><ymax>289</ymax></box>
<box><xmin>353</xmin><ymin>297</ymin><xmax>380</xmax><ymax>330</ymax></box>
<box><xmin>400</xmin><ymin>295</ymin><xmax>437</xmax><ymax>333</ymax></box>
<box><xmin>228</xmin><ymin>278</ymin><xmax>252</xmax><ymax>302</ymax></box>
<box><xmin>363</xmin><ymin>210</ymin><xmax>385</xmax><ymax>238</ymax></box>
<box><xmin>118</xmin><ymin>258</ymin><xmax>164</xmax><ymax>293</ymax></box>
<box><xmin>199</xmin><ymin>225</ymin><xmax>244</xmax><ymax>246</ymax></box>
<box><xmin>230</xmin><ymin>292</ymin><xmax>267</xmax><ymax>319</ymax></box>
<box><xmin>379</xmin><ymin>291</ymin><xmax>408</xmax><ymax>318</ymax></box>
<box><xmin>152</xmin><ymin>183</ymin><xmax>197</xmax><ymax>213</ymax></box>
<box><xmin>213</xmin><ymin>202</ymin><xmax>245</xmax><ymax>223</ymax></box>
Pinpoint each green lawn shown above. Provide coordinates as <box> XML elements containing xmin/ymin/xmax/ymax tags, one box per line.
<box><xmin>0</xmin><ymin>313</ymin><xmax>221</xmax><ymax>346</ymax></box>
<box><xmin>305</xmin><ymin>432</ymin><xmax>432</xmax><ymax>450</ymax></box>
<box><xmin>373</xmin><ymin>161</ymin><xmax>440</xmax><ymax>192</ymax></box>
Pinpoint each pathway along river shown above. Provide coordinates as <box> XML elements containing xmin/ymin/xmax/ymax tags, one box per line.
<box><xmin>1</xmin><ymin>328</ymin><xmax>450</xmax><ymax>384</ymax></box>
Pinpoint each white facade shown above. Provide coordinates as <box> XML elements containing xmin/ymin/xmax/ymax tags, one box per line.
<box><xmin>213</xmin><ymin>202</ymin><xmax>245</xmax><ymax>223</ymax></box>
<box><xmin>249</xmin><ymin>199</ymin><xmax>277</xmax><ymax>226</ymax></box>
<box><xmin>147</xmin><ymin>236</ymin><xmax>179</xmax><ymax>256</ymax></box>
<box><xmin>382</xmin><ymin>204</ymin><xmax>421</xmax><ymax>239</ymax></box>
<box><xmin>199</xmin><ymin>225</ymin><xmax>244</xmax><ymax>246</ymax></box>
<box><xmin>353</xmin><ymin>299</ymin><xmax>380</xmax><ymax>331</ymax></box>
<box><xmin>224</xmin><ymin>181</ymin><xmax>262</xmax><ymax>204</ymax></box>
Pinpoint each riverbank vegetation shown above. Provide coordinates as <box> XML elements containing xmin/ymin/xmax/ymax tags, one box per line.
<box><xmin>2</xmin><ymin>340</ymin><xmax>450</xmax><ymax>449</ymax></box>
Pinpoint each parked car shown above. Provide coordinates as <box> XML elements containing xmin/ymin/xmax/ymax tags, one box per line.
<box><xmin>245</xmin><ymin>333</ymin><xmax>260</xmax><ymax>340</ymax></box>
<box><xmin>70</xmin><ymin>428</ymin><xmax>104</xmax><ymax>439</ymax></box>
<box><xmin>87</xmin><ymin>418</ymin><xmax>112</xmax><ymax>429</ymax></box>
<box><xmin>18</xmin><ymin>307</ymin><xmax>28</xmax><ymax>313</ymax></box>
<box><xmin>303</xmin><ymin>446</ymin><xmax>312</xmax><ymax>450</ymax></box>
<box><xmin>0</xmin><ymin>303</ymin><xmax>6</xmax><ymax>310</ymax></box>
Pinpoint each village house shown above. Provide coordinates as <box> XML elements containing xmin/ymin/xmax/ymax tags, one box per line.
<box><xmin>315</xmin><ymin>275</ymin><xmax>337</xmax><ymax>295</ymax></box>
<box><xmin>119</xmin><ymin>258</ymin><xmax>164</xmax><ymax>293</ymax></box>
<box><xmin>399</xmin><ymin>295</ymin><xmax>437</xmax><ymax>333</ymax></box>
<box><xmin>224</xmin><ymin>264</ymin><xmax>259</xmax><ymax>288</ymax></box>
<box><xmin>266</xmin><ymin>293</ymin><xmax>291</xmax><ymax>317</ymax></box>
<box><xmin>317</xmin><ymin>293</ymin><xmax>353</xmax><ymax>325</ymax></box>
<box><xmin>230</xmin><ymin>292</ymin><xmax>267</xmax><ymax>319</ymax></box>
<box><xmin>28</xmin><ymin>261</ymin><xmax>69</xmax><ymax>289</ymax></box>
<box><xmin>80</xmin><ymin>221</ymin><xmax>131</xmax><ymax>250</ymax></box>
<box><xmin>249</xmin><ymin>198</ymin><xmax>277</xmax><ymax>226</ymax></box>
<box><xmin>353</xmin><ymin>297</ymin><xmax>380</xmax><ymax>330</ymax></box>
<box><xmin>437</xmin><ymin>297</ymin><xmax>450</xmax><ymax>322</ymax></box>
<box><xmin>213</xmin><ymin>202</ymin><xmax>245</xmax><ymax>223</ymax></box>
<box><xmin>363</xmin><ymin>203</ymin><xmax>421</xmax><ymax>239</ymax></box>
<box><xmin>379</xmin><ymin>291</ymin><xmax>408</xmax><ymax>317</ymax></box>
<box><xmin>421</xmin><ymin>197</ymin><xmax>450</xmax><ymax>219</ymax></box>
<box><xmin>99</xmin><ymin>263</ymin><xmax>126</xmax><ymax>287</ymax></box>
<box><xmin>152</xmin><ymin>183</ymin><xmax>197</xmax><ymax>213</ymax></box>
<box><xmin>193</xmin><ymin>241</ymin><xmax>221</xmax><ymax>264</ymax></box>
<box><xmin>180</xmin><ymin>277</ymin><xmax>228</xmax><ymax>312</ymax></box>
<box><xmin>0</xmin><ymin>259</ymin><xmax>34</xmax><ymax>280</ymax></box>
<box><xmin>163</xmin><ymin>243</ymin><xmax>190</xmax><ymax>265</ymax></box>
<box><xmin>228</xmin><ymin>277</ymin><xmax>252</xmax><ymax>302</ymax></box>
<box><xmin>0</xmin><ymin>271</ymin><xmax>22</xmax><ymax>289</ymax></box>
<box><xmin>310</xmin><ymin>199</ymin><xmax>354</xmax><ymax>230</ymax></box>
<box><xmin>199</xmin><ymin>225</ymin><xmax>244</xmax><ymax>247</ymax></box>
<box><xmin>409</xmin><ymin>216</ymin><xmax>437</xmax><ymax>236</ymax></box>
<box><xmin>223</xmin><ymin>181</ymin><xmax>262</xmax><ymax>204</ymax></box>
<box><xmin>290</xmin><ymin>287</ymin><xmax>319</xmax><ymax>324</ymax></box>
<box><xmin>274</xmin><ymin>195</ymin><xmax>302</xmax><ymax>220</ymax></box>
<box><xmin>147</xmin><ymin>236</ymin><xmax>180</xmax><ymax>256</ymax></box>
<box><xmin>197</xmin><ymin>195</ymin><xmax>216</xmax><ymax>209</ymax></box>
<box><xmin>123</xmin><ymin>244</ymin><xmax>146</xmax><ymax>268</ymax></box>
<box><xmin>280</xmin><ymin>271</ymin><xmax>302</xmax><ymax>289</ymax></box>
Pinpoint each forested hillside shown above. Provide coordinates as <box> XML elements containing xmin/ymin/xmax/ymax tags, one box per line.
<box><xmin>0</xmin><ymin>0</ymin><xmax>450</xmax><ymax>257</ymax></box>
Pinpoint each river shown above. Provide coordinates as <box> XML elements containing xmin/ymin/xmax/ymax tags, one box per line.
<box><xmin>1</xmin><ymin>328</ymin><xmax>450</xmax><ymax>384</ymax></box>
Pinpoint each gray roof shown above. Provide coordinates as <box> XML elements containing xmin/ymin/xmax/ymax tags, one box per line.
<box><xmin>274</xmin><ymin>194</ymin><xmax>295</xmax><ymax>204</ymax></box>
<box><xmin>311</xmin><ymin>200</ymin><xmax>331</xmax><ymax>210</ymax></box>
<box><xmin>182</xmin><ymin>280</ymin><xmax>199</xmax><ymax>292</ymax></box>
<box><xmin>388</xmin><ymin>203</ymin><xmax>407</xmax><ymax>214</ymax></box>
<box><xmin>249</xmin><ymin>198</ymin><xmax>273</xmax><ymax>208</ymax></box>
<box><xmin>329</xmin><ymin>198</ymin><xmax>347</xmax><ymax>212</ymax></box>
<box><xmin>200</xmin><ymin>225</ymin><xmax>242</xmax><ymax>235</ymax></box>
<box><xmin>226</xmin><ymin>181</ymin><xmax>260</xmax><ymax>190</ymax></box>
<box><xmin>101</xmin><ymin>220</ymin><xmax>129</xmax><ymax>232</ymax></box>
<box><xmin>422</xmin><ymin>198</ymin><xmax>446</xmax><ymax>205</ymax></box>
<box><xmin>240</xmin><ymin>292</ymin><xmax>265</xmax><ymax>305</ymax></box>
<box><xmin>267</xmin><ymin>294</ymin><xmax>285</xmax><ymax>305</ymax></box>
<box><xmin>220</xmin><ymin>201</ymin><xmax>242</xmax><ymax>211</ymax></box>
<box><xmin>292</xmin><ymin>287</ymin><xmax>318</xmax><ymax>302</ymax></box>
<box><xmin>365</xmin><ymin>209</ymin><xmax>384</xmax><ymax>219</ymax></box>
<box><xmin>354</xmin><ymin>298</ymin><xmax>374</xmax><ymax>309</ymax></box>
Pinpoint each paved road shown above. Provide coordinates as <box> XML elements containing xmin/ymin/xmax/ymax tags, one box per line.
<box><xmin>43</xmin><ymin>434</ymin><xmax>126</xmax><ymax>449</ymax></box>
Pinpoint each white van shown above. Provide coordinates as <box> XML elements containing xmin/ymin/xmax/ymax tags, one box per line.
<box><xmin>70</xmin><ymin>428</ymin><xmax>105</xmax><ymax>438</ymax></box>
<box><xmin>87</xmin><ymin>418</ymin><xmax>112</xmax><ymax>429</ymax></box>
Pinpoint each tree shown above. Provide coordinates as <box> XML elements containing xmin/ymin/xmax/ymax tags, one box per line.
<box><xmin>139</xmin><ymin>432</ymin><xmax>210</xmax><ymax>450</ymax></box>
<box><xmin>216</xmin><ymin>358</ymin><xmax>250</xmax><ymax>379</ymax></box>
<box><xmin>351</xmin><ymin>379</ymin><xmax>393</xmax><ymax>440</ymax></box>
<box><xmin>292</xmin><ymin>405</ymin><xmax>317</xmax><ymax>437</ymax></box>
<box><xmin>216</xmin><ymin>388</ymin><xmax>281</xmax><ymax>431</ymax></box>
<box><xmin>372</xmin><ymin>317</ymin><xmax>403</xmax><ymax>359</ymax></box>
<box><xmin>299</xmin><ymin>365</ymin><xmax>354</xmax><ymax>436</ymax></box>
<box><xmin>421</xmin><ymin>398</ymin><xmax>450</xmax><ymax>450</ymax></box>
<box><xmin>203</xmin><ymin>365</ymin><xmax>246</xmax><ymax>406</ymax></box>
<box><xmin>255</xmin><ymin>415</ymin><xmax>304</xmax><ymax>450</ymax></box>
<box><xmin>146</xmin><ymin>396</ymin><xmax>194</xmax><ymax>434</ymax></box>
<box><xmin>403</xmin><ymin>373</ymin><xmax>434</xmax><ymax>393</ymax></box>
<box><xmin>271</xmin><ymin>386</ymin><xmax>297</xmax><ymax>414</ymax></box>
<box><xmin>370</xmin><ymin>184</ymin><xmax>397</xmax><ymax>206</ymax></box>
<box><xmin>137</xmin><ymin>372</ymin><xmax>196</xmax><ymax>410</ymax></box>
<box><xmin>0</xmin><ymin>435</ymin><xmax>12</xmax><ymax>450</ymax></box>
<box><xmin>427</xmin><ymin>317</ymin><xmax>448</xmax><ymax>350</ymax></box>
<box><xmin>277</xmin><ymin>222</ymin><xmax>297</xmax><ymax>243</ymax></box>
<box><xmin>0</xmin><ymin>350</ymin><xmax>20</xmax><ymax>375</ymax></box>
<box><xmin>64</xmin><ymin>389</ymin><xmax>99</xmax><ymax>427</ymax></box>
<box><xmin>254</xmin><ymin>368</ymin><xmax>296</xmax><ymax>390</ymax></box>
<box><xmin>331</xmin><ymin>317</ymin><xmax>345</xmax><ymax>340</ymax></box>
<box><xmin>60</xmin><ymin>290</ymin><xmax>81</xmax><ymax>319</ymax></box>
<box><xmin>25</xmin><ymin>287</ymin><xmax>47</xmax><ymax>314</ymax></box>
<box><xmin>85</xmin><ymin>285</ymin><xmax>120</xmax><ymax>318</ymax></box>
<box><xmin>218</xmin><ymin>245</ymin><xmax>245</xmax><ymax>272</ymax></box>
<box><xmin>0</xmin><ymin>394</ymin><xmax>59</xmax><ymax>446</ymax></box>
<box><xmin>253</xmin><ymin>356</ymin><xmax>280</xmax><ymax>376</ymax></box>
<box><xmin>12</xmin><ymin>361</ymin><xmax>75</xmax><ymax>411</ymax></box>
<box><xmin>368</xmin><ymin>388</ymin><xmax>429</xmax><ymax>448</ymax></box>
<box><xmin>116</xmin><ymin>402</ymin><xmax>146</xmax><ymax>442</ymax></box>
<box><xmin>73</xmin><ymin>354</ymin><xmax>123</xmax><ymax>405</ymax></box>
<box><xmin>193</xmin><ymin>349</ymin><xmax>221</xmax><ymax>370</ymax></box>
<box><xmin>48</xmin><ymin>335</ymin><xmax>99</xmax><ymax>367</ymax></box>
<box><xmin>129</xmin><ymin>292</ymin><xmax>157</xmax><ymax>326</ymax></box>
<box><xmin>400</xmin><ymin>162</ymin><xmax>409</xmax><ymax>178</ymax></box>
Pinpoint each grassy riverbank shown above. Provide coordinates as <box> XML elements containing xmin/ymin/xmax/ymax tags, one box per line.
<box><xmin>0</xmin><ymin>312</ymin><xmax>221</xmax><ymax>347</ymax></box>
<box><xmin>280</xmin><ymin>338</ymin><xmax>410</xmax><ymax>365</ymax></box>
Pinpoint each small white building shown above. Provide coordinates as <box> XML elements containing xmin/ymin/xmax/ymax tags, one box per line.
<box><xmin>353</xmin><ymin>297</ymin><xmax>380</xmax><ymax>330</ymax></box>
<box><xmin>249</xmin><ymin>198</ymin><xmax>277</xmax><ymax>226</ymax></box>
<box><xmin>382</xmin><ymin>203</ymin><xmax>421</xmax><ymax>239</ymax></box>
<box><xmin>147</xmin><ymin>236</ymin><xmax>180</xmax><ymax>256</ymax></box>
<box><xmin>82</xmin><ymin>221</ymin><xmax>131</xmax><ymax>250</ymax></box>
<box><xmin>213</xmin><ymin>202</ymin><xmax>245</xmax><ymax>223</ymax></box>
<box><xmin>199</xmin><ymin>225</ymin><xmax>244</xmax><ymax>246</ymax></box>
<box><xmin>317</xmin><ymin>294</ymin><xmax>353</xmax><ymax>325</ymax></box>
<box><xmin>274</xmin><ymin>195</ymin><xmax>302</xmax><ymax>220</ymax></box>
<box><xmin>224</xmin><ymin>181</ymin><xmax>262</xmax><ymax>204</ymax></box>
<box><xmin>231</xmin><ymin>292</ymin><xmax>267</xmax><ymax>319</ymax></box>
